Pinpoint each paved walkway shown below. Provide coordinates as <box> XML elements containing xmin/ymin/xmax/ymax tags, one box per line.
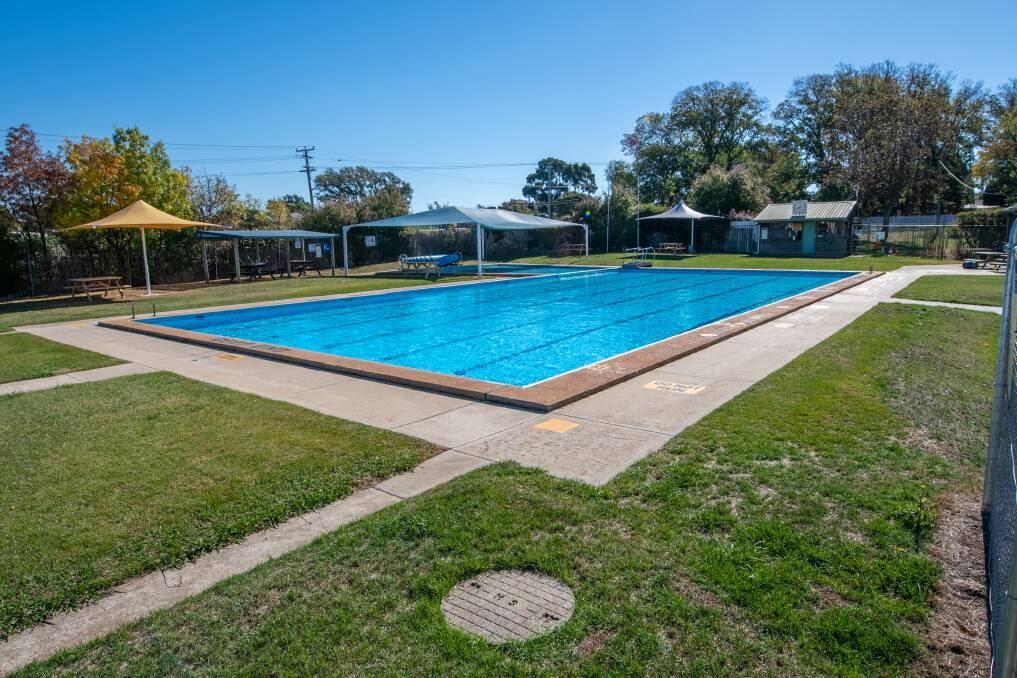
<box><xmin>0</xmin><ymin>263</ymin><xmax>988</xmax><ymax>674</ymax></box>
<box><xmin>886</xmin><ymin>297</ymin><xmax>1002</xmax><ymax>314</ymax></box>
<box><xmin>0</xmin><ymin>362</ymin><xmax>155</xmax><ymax>396</ymax></box>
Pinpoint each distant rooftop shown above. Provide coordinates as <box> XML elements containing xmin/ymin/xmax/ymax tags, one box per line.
<box><xmin>755</xmin><ymin>200</ymin><xmax>857</xmax><ymax>222</ymax></box>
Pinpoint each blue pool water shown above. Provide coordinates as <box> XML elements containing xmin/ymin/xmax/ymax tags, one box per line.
<box><xmin>440</xmin><ymin>263</ymin><xmax>606</xmax><ymax>275</ymax></box>
<box><xmin>144</xmin><ymin>268</ymin><xmax>854</xmax><ymax>387</ymax></box>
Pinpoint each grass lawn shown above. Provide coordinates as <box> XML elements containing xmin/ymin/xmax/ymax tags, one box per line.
<box><xmin>0</xmin><ymin>372</ymin><xmax>440</xmax><ymax>639</ymax></box>
<box><xmin>894</xmin><ymin>274</ymin><xmax>1005</xmax><ymax>307</ymax></box>
<box><xmin>0</xmin><ymin>275</ymin><xmax>470</xmax><ymax>332</ymax></box>
<box><xmin>0</xmin><ymin>333</ymin><xmax>123</xmax><ymax>384</ymax></box>
<box><xmin>20</xmin><ymin>303</ymin><xmax>995</xmax><ymax>676</ymax></box>
<box><xmin>516</xmin><ymin>251</ymin><xmax>950</xmax><ymax>272</ymax></box>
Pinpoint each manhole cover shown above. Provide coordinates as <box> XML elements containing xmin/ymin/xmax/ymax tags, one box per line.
<box><xmin>441</xmin><ymin>570</ymin><xmax>575</xmax><ymax>643</ymax></box>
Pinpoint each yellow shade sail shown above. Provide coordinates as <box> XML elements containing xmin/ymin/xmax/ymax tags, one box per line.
<box><xmin>63</xmin><ymin>200</ymin><xmax>218</xmax><ymax>231</ymax></box>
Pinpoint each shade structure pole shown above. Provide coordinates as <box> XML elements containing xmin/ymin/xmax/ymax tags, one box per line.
<box><xmin>201</xmin><ymin>240</ymin><xmax>209</xmax><ymax>283</ymax></box>
<box><xmin>139</xmin><ymin>227</ymin><xmax>153</xmax><ymax>296</ymax></box>
<box><xmin>690</xmin><ymin>219</ymin><xmax>696</xmax><ymax>253</ymax></box>
<box><xmin>476</xmin><ymin>223</ymin><xmax>484</xmax><ymax>277</ymax></box>
<box><xmin>342</xmin><ymin>226</ymin><xmax>350</xmax><ymax>278</ymax></box>
<box><xmin>584</xmin><ymin>224</ymin><xmax>590</xmax><ymax>257</ymax></box>
<box><xmin>233</xmin><ymin>239</ymin><xmax>241</xmax><ymax>282</ymax></box>
<box><xmin>330</xmin><ymin>237</ymin><xmax>336</xmax><ymax>276</ymax></box>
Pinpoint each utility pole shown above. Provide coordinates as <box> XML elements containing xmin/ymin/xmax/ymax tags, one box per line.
<box><xmin>297</xmin><ymin>146</ymin><xmax>316</xmax><ymax>209</ymax></box>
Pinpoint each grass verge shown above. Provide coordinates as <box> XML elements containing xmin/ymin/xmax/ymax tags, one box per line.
<box><xmin>0</xmin><ymin>372</ymin><xmax>440</xmax><ymax>639</ymax></box>
<box><xmin>0</xmin><ymin>276</ymin><xmax>471</xmax><ymax>331</ymax></box>
<box><xmin>16</xmin><ymin>303</ymin><xmax>996</xmax><ymax>676</ymax></box>
<box><xmin>516</xmin><ymin>251</ymin><xmax>949</xmax><ymax>271</ymax></box>
<box><xmin>0</xmin><ymin>333</ymin><xmax>123</xmax><ymax>384</ymax></box>
<box><xmin>893</xmin><ymin>274</ymin><xmax>1004</xmax><ymax>307</ymax></box>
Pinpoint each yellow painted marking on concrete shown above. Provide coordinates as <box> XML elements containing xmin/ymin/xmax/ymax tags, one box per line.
<box><xmin>71</xmin><ymin>322</ymin><xmax>90</xmax><ymax>328</ymax></box>
<box><xmin>534</xmin><ymin>418</ymin><xmax>579</xmax><ymax>433</ymax></box>
<box><xmin>214</xmin><ymin>353</ymin><xmax>245</xmax><ymax>361</ymax></box>
<box><xmin>643</xmin><ymin>381</ymin><xmax>706</xmax><ymax>395</ymax></box>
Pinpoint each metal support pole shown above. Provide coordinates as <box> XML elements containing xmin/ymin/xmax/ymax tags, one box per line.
<box><xmin>233</xmin><ymin>239</ymin><xmax>241</xmax><ymax>282</ymax></box>
<box><xmin>330</xmin><ymin>237</ymin><xmax>336</xmax><ymax>276</ymax></box>
<box><xmin>201</xmin><ymin>240</ymin><xmax>209</xmax><ymax>283</ymax></box>
<box><xmin>342</xmin><ymin>226</ymin><xmax>350</xmax><ymax>278</ymax></box>
<box><xmin>139</xmin><ymin>227</ymin><xmax>153</xmax><ymax>296</ymax></box>
<box><xmin>584</xmin><ymin>224</ymin><xmax>589</xmax><ymax>257</ymax></box>
<box><xmin>286</xmin><ymin>241</ymin><xmax>292</xmax><ymax>277</ymax></box>
<box><xmin>476</xmin><ymin>224</ymin><xmax>484</xmax><ymax>276</ymax></box>
<box><xmin>690</xmin><ymin>219</ymin><xmax>696</xmax><ymax>253</ymax></box>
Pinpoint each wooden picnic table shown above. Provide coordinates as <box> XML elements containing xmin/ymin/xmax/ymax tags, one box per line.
<box><xmin>969</xmin><ymin>250</ymin><xmax>1007</xmax><ymax>269</ymax></box>
<box><xmin>68</xmin><ymin>276</ymin><xmax>125</xmax><ymax>301</ymax></box>
<box><xmin>237</xmin><ymin>261</ymin><xmax>275</xmax><ymax>281</ymax></box>
<box><xmin>556</xmin><ymin>243</ymin><xmax>587</xmax><ymax>256</ymax></box>
<box><xmin>289</xmin><ymin>258</ymin><xmax>322</xmax><ymax>277</ymax></box>
<box><xmin>658</xmin><ymin>242</ymin><xmax>687</xmax><ymax>255</ymax></box>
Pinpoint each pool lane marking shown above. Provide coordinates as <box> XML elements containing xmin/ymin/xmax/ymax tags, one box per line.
<box><xmin>259</xmin><ymin>269</ymin><xmax>729</xmax><ymax>348</ymax></box>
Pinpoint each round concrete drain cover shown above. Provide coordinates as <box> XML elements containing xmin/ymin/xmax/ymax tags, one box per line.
<box><xmin>441</xmin><ymin>570</ymin><xmax>575</xmax><ymax>643</ymax></box>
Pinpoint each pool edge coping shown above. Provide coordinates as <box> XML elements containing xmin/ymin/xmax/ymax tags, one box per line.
<box><xmin>98</xmin><ymin>270</ymin><xmax>882</xmax><ymax>411</ymax></box>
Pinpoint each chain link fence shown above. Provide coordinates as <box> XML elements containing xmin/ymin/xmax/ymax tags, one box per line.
<box><xmin>984</xmin><ymin>219</ymin><xmax>1017</xmax><ymax>676</ymax></box>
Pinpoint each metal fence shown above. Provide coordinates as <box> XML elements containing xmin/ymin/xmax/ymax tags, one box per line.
<box><xmin>984</xmin><ymin>218</ymin><xmax>1017</xmax><ymax>676</ymax></box>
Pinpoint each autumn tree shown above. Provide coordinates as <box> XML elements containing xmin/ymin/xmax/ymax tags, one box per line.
<box><xmin>0</xmin><ymin>125</ymin><xmax>72</xmax><ymax>287</ymax></box>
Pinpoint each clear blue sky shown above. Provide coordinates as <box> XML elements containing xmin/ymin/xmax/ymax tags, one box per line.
<box><xmin>2</xmin><ymin>0</ymin><xmax>1014</xmax><ymax>211</ymax></box>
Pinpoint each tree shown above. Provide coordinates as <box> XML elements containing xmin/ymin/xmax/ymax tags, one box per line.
<box><xmin>60</xmin><ymin>127</ymin><xmax>192</xmax><ymax>279</ymax></box>
<box><xmin>265</xmin><ymin>198</ymin><xmax>292</xmax><ymax>227</ymax></box>
<box><xmin>669</xmin><ymin>81</ymin><xmax>766</xmax><ymax>171</ymax></box>
<box><xmin>773</xmin><ymin>74</ymin><xmax>847</xmax><ymax>198</ymax></box>
<box><xmin>827</xmin><ymin>62</ymin><xmax>988</xmax><ymax>217</ymax></box>
<box><xmin>974</xmin><ymin>79</ymin><xmax>1017</xmax><ymax>205</ymax></box>
<box><xmin>314</xmin><ymin>166</ymin><xmax>412</xmax><ymax>214</ymax></box>
<box><xmin>522</xmin><ymin>157</ymin><xmax>597</xmax><ymax>218</ymax></box>
<box><xmin>189</xmin><ymin>174</ymin><xmax>244</xmax><ymax>227</ymax></box>
<box><xmin>620</xmin><ymin>82</ymin><xmax>766</xmax><ymax>204</ymax></box>
<box><xmin>281</xmin><ymin>194</ymin><xmax>311</xmax><ymax>212</ymax></box>
<box><xmin>687</xmin><ymin>165</ymin><xmax>768</xmax><ymax>217</ymax></box>
<box><xmin>0</xmin><ymin>125</ymin><xmax>72</xmax><ymax>287</ymax></box>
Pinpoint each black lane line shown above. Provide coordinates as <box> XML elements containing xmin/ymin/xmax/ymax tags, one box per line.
<box><xmin>456</xmin><ymin>277</ymin><xmax>784</xmax><ymax>379</ymax></box>
<box><xmin>378</xmin><ymin>275</ymin><xmax>766</xmax><ymax>364</ymax></box>
<box><xmin>274</xmin><ymin>272</ymin><xmax>730</xmax><ymax>351</ymax></box>
<box><xmin>346</xmin><ymin>276</ymin><xmax>732</xmax><ymax>359</ymax></box>
<box><xmin>214</xmin><ymin>271</ymin><xmax>655</xmax><ymax>341</ymax></box>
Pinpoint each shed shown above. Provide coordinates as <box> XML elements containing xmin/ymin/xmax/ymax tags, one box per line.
<box><xmin>753</xmin><ymin>200</ymin><xmax>857</xmax><ymax>257</ymax></box>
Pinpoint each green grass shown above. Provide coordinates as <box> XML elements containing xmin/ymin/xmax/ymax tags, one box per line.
<box><xmin>0</xmin><ymin>333</ymin><xmax>123</xmax><ymax>384</ymax></box>
<box><xmin>19</xmin><ymin>304</ymin><xmax>996</xmax><ymax>676</ymax></box>
<box><xmin>515</xmin><ymin>251</ymin><xmax>949</xmax><ymax>272</ymax></box>
<box><xmin>0</xmin><ymin>275</ymin><xmax>470</xmax><ymax>332</ymax></box>
<box><xmin>894</xmin><ymin>274</ymin><xmax>1005</xmax><ymax>307</ymax></box>
<box><xmin>0</xmin><ymin>372</ymin><xmax>440</xmax><ymax>639</ymax></box>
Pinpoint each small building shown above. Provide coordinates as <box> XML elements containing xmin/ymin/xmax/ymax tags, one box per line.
<box><xmin>753</xmin><ymin>200</ymin><xmax>857</xmax><ymax>257</ymax></box>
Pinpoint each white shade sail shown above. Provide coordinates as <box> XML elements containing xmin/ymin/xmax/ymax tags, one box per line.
<box><xmin>349</xmin><ymin>206</ymin><xmax>582</xmax><ymax>231</ymax></box>
<box><xmin>640</xmin><ymin>201</ymin><xmax>719</xmax><ymax>221</ymax></box>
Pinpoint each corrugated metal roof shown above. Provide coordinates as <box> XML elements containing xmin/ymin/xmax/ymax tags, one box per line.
<box><xmin>754</xmin><ymin>200</ymin><xmax>857</xmax><ymax>222</ymax></box>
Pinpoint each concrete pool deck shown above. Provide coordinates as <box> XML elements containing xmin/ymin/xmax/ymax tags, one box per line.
<box><xmin>15</xmin><ymin>264</ymin><xmax>986</xmax><ymax>486</ymax></box>
<box><xmin>2</xmin><ymin>263</ymin><xmax>994</xmax><ymax>674</ymax></box>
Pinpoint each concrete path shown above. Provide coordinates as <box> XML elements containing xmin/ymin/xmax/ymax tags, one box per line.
<box><xmin>886</xmin><ymin>297</ymin><xmax>1002</xmax><ymax>314</ymax></box>
<box><xmin>1</xmin><ymin>263</ymin><xmax>988</xmax><ymax>673</ymax></box>
<box><xmin>0</xmin><ymin>362</ymin><xmax>155</xmax><ymax>396</ymax></box>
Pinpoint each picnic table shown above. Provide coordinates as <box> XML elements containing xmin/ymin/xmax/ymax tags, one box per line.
<box><xmin>969</xmin><ymin>250</ymin><xmax>1007</xmax><ymax>270</ymax></box>
<box><xmin>556</xmin><ymin>243</ymin><xmax>587</xmax><ymax>256</ymax></box>
<box><xmin>289</xmin><ymin>258</ymin><xmax>322</xmax><ymax>277</ymax></box>
<box><xmin>658</xmin><ymin>242</ymin><xmax>687</xmax><ymax>255</ymax></box>
<box><xmin>237</xmin><ymin>261</ymin><xmax>274</xmax><ymax>280</ymax></box>
<box><xmin>68</xmin><ymin>276</ymin><xmax>125</xmax><ymax>301</ymax></box>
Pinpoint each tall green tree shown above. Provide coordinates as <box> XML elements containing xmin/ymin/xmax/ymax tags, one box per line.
<box><xmin>827</xmin><ymin>62</ymin><xmax>988</xmax><ymax>216</ymax></box>
<box><xmin>522</xmin><ymin>157</ymin><xmax>597</xmax><ymax>218</ymax></box>
<box><xmin>688</xmin><ymin>164</ymin><xmax>768</xmax><ymax>217</ymax></box>
<box><xmin>189</xmin><ymin>174</ymin><xmax>244</xmax><ymax>227</ymax></box>
<box><xmin>314</xmin><ymin>166</ymin><xmax>412</xmax><ymax>219</ymax></box>
<box><xmin>773</xmin><ymin>74</ymin><xmax>847</xmax><ymax>199</ymax></box>
<box><xmin>974</xmin><ymin>79</ymin><xmax>1017</xmax><ymax>205</ymax></box>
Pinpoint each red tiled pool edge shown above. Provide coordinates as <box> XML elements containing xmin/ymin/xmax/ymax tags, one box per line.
<box><xmin>99</xmin><ymin>271</ymin><xmax>881</xmax><ymax>411</ymax></box>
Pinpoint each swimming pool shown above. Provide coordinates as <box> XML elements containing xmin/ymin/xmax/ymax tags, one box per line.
<box><xmin>439</xmin><ymin>263</ymin><xmax>607</xmax><ymax>275</ymax></box>
<box><xmin>140</xmin><ymin>268</ymin><xmax>854</xmax><ymax>387</ymax></box>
